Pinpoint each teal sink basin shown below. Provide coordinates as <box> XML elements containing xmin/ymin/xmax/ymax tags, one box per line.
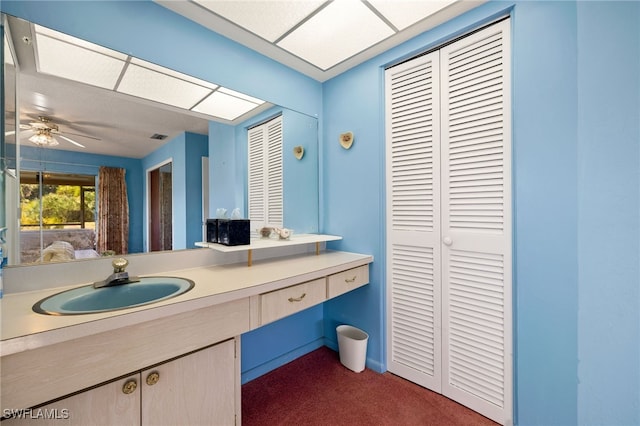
<box><xmin>33</xmin><ymin>277</ymin><xmax>195</xmax><ymax>315</ymax></box>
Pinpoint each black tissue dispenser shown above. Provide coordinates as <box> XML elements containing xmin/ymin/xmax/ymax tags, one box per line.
<box><xmin>213</xmin><ymin>219</ymin><xmax>250</xmax><ymax>246</ymax></box>
<box><xmin>206</xmin><ymin>219</ymin><xmax>220</xmax><ymax>243</ymax></box>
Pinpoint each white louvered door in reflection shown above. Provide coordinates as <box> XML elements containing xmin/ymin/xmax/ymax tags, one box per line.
<box><xmin>385</xmin><ymin>50</ymin><xmax>442</xmax><ymax>392</ymax></box>
<box><xmin>248</xmin><ymin>115</ymin><xmax>283</xmax><ymax>228</ymax></box>
<box><xmin>385</xmin><ymin>19</ymin><xmax>511</xmax><ymax>425</ymax></box>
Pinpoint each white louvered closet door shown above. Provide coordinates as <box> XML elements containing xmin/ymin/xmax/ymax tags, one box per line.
<box><xmin>385</xmin><ymin>19</ymin><xmax>511</xmax><ymax>425</ymax></box>
<box><xmin>248</xmin><ymin>115</ymin><xmax>283</xmax><ymax>228</ymax></box>
<box><xmin>385</xmin><ymin>50</ymin><xmax>442</xmax><ymax>392</ymax></box>
<box><xmin>440</xmin><ymin>20</ymin><xmax>511</xmax><ymax>425</ymax></box>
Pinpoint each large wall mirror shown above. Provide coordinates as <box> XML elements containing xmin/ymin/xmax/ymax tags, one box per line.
<box><xmin>1</xmin><ymin>13</ymin><xmax>319</xmax><ymax>268</ymax></box>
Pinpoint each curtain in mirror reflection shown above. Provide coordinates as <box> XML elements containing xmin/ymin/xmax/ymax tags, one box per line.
<box><xmin>97</xmin><ymin>166</ymin><xmax>129</xmax><ymax>255</ymax></box>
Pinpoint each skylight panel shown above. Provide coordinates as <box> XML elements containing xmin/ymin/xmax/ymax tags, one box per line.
<box><xmin>277</xmin><ymin>0</ymin><xmax>394</xmax><ymax>70</ymax></box>
<box><xmin>117</xmin><ymin>64</ymin><xmax>214</xmax><ymax>110</ymax></box>
<box><xmin>35</xmin><ymin>25</ymin><xmax>128</xmax><ymax>60</ymax></box>
<box><xmin>193</xmin><ymin>90</ymin><xmax>263</xmax><ymax>121</ymax></box>
<box><xmin>30</xmin><ymin>23</ymin><xmax>265</xmax><ymax>123</ymax></box>
<box><xmin>368</xmin><ymin>0</ymin><xmax>457</xmax><ymax>30</ymax></box>
<box><xmin>34</xmin><ymin>31</ymin><xmax>126</xmax><ymax>89</ymax></box>
<box><xmin>130</xmin><ymin>57</ymin><xmax>219</xmax><ymax>90</ymax></box>
<box><xmin>193</xmin><ymin>0</ymin><xmax>324</xmax><ymax>42</ymax></box>
<box><xmin>218</xmin><ymin>87</ymin><xmax>265</xmax><ymax>105</ymax></box>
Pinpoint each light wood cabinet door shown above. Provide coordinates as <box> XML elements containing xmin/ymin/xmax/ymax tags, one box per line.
<box><xmin>3</xmin><ymin>376</ymin><xmax>139</xmax><ymax>426</ymax></box>
<box><xmin>141</xmin><ymin>339</ymin><xmax>236</xmax><ymax>426</ymax></box>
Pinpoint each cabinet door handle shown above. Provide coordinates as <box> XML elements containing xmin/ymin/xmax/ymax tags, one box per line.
<box><xmin>122</xmin><ymin>379</ymin><xmax>138</xmax><ymax>394</ymax></box>
<box><xmin>146</xmin><ymin>371</ymin><xmax>160</xmax><ymax>386</ymax></box>
<box><xmin>288</xmin><ymin>293</ymin><xmax>306</xmax><ymax>302</ymax></box>
<box><xmin>345</xmin><ymin>276</ymin><xmax>357</xmax><ymax>283</ymax></box>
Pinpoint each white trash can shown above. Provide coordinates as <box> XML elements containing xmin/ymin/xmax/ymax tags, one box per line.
<box><xmin>336</xmin><ymin>325</ymin><xmax>369</xmax><ymax>373</ymax></box>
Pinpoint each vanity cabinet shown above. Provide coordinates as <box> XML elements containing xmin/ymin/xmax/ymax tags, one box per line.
<box><xmin>4</xmin><ymin>340</ymin><xmax>236</xmax><ymax>426</ymax></box>
<box><xmin>2</xmin><ymin>250</ymin><xmax>373</xmax><ymax>425</ymax></box>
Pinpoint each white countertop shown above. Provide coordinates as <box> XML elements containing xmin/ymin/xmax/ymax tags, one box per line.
<box><xmin>0</xmin><ymin>250</ymin><xmax>373</xmax><ymax>357</ymax></box>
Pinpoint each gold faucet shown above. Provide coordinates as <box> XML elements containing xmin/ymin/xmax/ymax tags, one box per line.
<box><xmin>93</xmin><ymin>258</ymin><xmax>139</xmax><ymax>288</ymax></box>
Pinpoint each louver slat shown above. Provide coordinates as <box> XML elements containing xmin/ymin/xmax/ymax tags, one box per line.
<box><xmin>445</xmin><ymin>29</ymin><xmax>505</xmax><ymax>234</ymax></box>
<box><xmin>448</xmin><ymin>250</ymin><xmax>505</xmax><ymax>407</ymax></box>
<box><xmin>389</xmin><ymin>59</ymin><xmax>436</xmax><ymax>232</ymax></box>
<box><xmin>248</xmin><ymin>127</ymin><xmax>265</xmax><ymax>223</ymax></box>
<box><xmin>390</xmin><ymin>245</ymin><xmax>436</xmax><ymax>376</ymax></box>
<box><xmin>266</xmin><ymin>118</ymin><xmax>283</xmax><ymax>227</ymax></box>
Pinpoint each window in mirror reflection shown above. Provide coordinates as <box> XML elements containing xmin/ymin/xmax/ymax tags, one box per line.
<box><xmin>20</xmin><ymin>171</ymin><xmax>97</xmax><ymax>263</ymax></box>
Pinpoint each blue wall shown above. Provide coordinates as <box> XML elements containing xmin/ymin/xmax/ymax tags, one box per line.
<box><xmin>16</xmin><ymin>145</ymin><xmax>144</xmax><ymax>253</ymax></box>
<box><xmin>576</xmin><ymin>2</ymin><xmax>640</xmax><ymax>425</ymax></box>
<box><xmin>208</xmin><ymin>122</ymin><xmax>237</xmax><ymax>216</ymax></box>
<box><xmin>141</xmin><ymin>132</ymin><xmax>208</xmax><ymax>250</ymax></box>
<box><xmin>4</xmin><ymin>1</ymin><xmax>640</xmax><ymax>425</ymax></box>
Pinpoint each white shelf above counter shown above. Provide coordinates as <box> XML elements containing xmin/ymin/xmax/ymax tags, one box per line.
<box><xmin>195</xmin><ymin>234</ymin><xmax>342</xmax><ymax>265</ymax></box>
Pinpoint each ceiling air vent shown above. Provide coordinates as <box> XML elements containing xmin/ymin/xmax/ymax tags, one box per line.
<box><xmin>150</xmin><ymin>133</ymin><xmax>168</xmax><ymax>140</ymax></box>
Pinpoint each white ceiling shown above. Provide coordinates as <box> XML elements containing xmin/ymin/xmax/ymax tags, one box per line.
<box><xmin>158</xmin><ymin>0</ymin><xmax>485</xmax><ymax>82</ymax></box>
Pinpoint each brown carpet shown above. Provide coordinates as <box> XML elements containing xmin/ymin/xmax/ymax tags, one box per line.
<box><xmin>242</xmin><ymin>346</ymin><xmax>498</xmax><ymax>426</ymax></box>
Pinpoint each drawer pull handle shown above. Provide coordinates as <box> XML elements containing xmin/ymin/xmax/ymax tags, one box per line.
<box><xmin>288</xmin><ymin>293</ymin><xmax>306</xmax><ymax>302</ymax></box>
<box><xmin>345</xmin><ymin>276</ymin><xmax>357</xmax><ymax>283</ymax></box>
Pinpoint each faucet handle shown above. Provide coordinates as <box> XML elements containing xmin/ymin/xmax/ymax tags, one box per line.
<box><xmin>112</xmin><ymin>258</ymin><xmax>129</xmax><ymax>273</ymax></box>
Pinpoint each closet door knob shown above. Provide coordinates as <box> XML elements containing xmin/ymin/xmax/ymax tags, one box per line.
<box><xmin>443</xmin><ymin>236</ymin><xmax>453</xmax><ymax>246</ymax></box>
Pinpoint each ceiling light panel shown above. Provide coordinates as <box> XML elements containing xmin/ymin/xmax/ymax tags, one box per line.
<box><xmin>130</xmin><ymin>57</ymin><xmax>219</xmax><ymax>90</ymax></box>
<box><xmin>35</xmin><ymin>25</ymin><xmax>128</xmax><ymax>59</ymax></box>
<box><xmin>277</xmin><ymin>0</ymin><xmax>394</xmax><ymax>70</ymax></box>
<box><xmin>193</xmin><ymin>0</ymin><xmax>325</xmax><ymax>42</ymax></box>
<box><xmin>117</xmin><ymin>64</ymin><xmax>214</xmax><ymax>109</ymax></box>
<box><xmin>35</xmin><ymin>31</ymin><xmax>126</xmax><ymax>89</ymax></box>
<box><xmin>218</xmin><ymin>87</ymin><xmax>265</xmax><ymax>104</ymax></box>
<box><xmin>192</xmin><ymin>90</ymin><xmax>262</xmax><ymax>121</ymax></box>
<box><xmin>368</xmin><ymin>0</ymin><xmax>457</xmax><ymax>30</ymax></box>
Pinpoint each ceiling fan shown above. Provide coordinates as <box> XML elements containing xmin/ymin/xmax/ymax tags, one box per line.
<box><xmin>7</xmin><ymin>116</ymin><xmax>100</xmax><ymax>148</ymax></box>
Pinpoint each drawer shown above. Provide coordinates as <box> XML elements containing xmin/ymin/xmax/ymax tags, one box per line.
<box><xmin>260</xmin><ymin>278</ymin><xmax>326</xmax><ymax>325</ymax></box>
<box><xmin>327</xmin><ymin>265</ymin><xmax>369</xmax><ymax>298</ymax></box>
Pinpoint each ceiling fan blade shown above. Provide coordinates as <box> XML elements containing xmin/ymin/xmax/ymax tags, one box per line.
<box><xmin>56</xmin><ymin>130</ymin><xmax>101</xmax><ymax>141</ymax></box>
<box><xmin>64</xmin><ymin>132</ymin><xmax>101</xmax><ymax>141</ymax></box>
<box><xmin>57</xmin><ymin>134</ymin><xmax>86</xmax><ymax>148</ymax></box>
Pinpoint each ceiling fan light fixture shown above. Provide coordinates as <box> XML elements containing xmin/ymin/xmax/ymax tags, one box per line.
<box><xmin>29</xmin><ymin>129</ymin><xmax>59</xmax><ymax>147</ymax></box>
